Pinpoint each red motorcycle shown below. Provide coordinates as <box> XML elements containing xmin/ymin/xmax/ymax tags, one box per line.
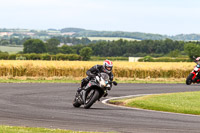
<box><xmin>186</xmin><ymin>57</ymin><xmax>200</xmax><ymax>85</ymax></box>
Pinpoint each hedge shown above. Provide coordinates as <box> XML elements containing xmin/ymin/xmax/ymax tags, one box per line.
<box><xmin>0</xmin><ymin>53</ymin><xmax>81</xmax><ymax>61</ymax></box>
<box><xmin>139</xmin><ymin>56</ymin><xmax>191</xmax><ymax>62</ymax></box>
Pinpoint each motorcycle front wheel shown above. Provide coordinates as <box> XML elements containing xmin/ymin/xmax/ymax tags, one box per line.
<box><xmin>84</xmin><ymin>89</ymin><xmax>99</xmax><ymax>109</ymax></box>
<box><xmin>186</xmin><ymin>73</ymin><xmax>194</xmax><ymax>85</ymax></box>
<box><xmin>73</xmin><ymin>93</ymin><xmax>82</xmax><ymax>108</ymax></box>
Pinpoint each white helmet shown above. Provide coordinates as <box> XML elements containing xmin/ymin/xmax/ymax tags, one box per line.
<box><xmin>195</xmin><ymin>57</ymin><xmax>200</xmax><ymax>65</ymax></box>
<box><xmin>103</xmin><ymin>59</ymin><xmax>113</xmax><ymax>73</ymax></box>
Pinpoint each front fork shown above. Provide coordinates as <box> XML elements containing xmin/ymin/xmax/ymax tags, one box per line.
<box><xmin>82</xmin><ymin>91</ymin><xmax>87</xmax><ymax>104</ymax></box>
<box><xmin>191</xmin><ymin>71</ymin><xmax>200</xmax><ymax>82</ymax></box>
<box><xmin>191</xmin><ymin>71</ymin><xmax>197</xmax><ymax>80</ymax></box>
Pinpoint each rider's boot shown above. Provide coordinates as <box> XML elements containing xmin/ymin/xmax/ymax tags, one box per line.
<box><xmin>77</xmin><ymin>76</ymin><xmax>91</xmax><ymax>94</ymax></box>
<box><xmin>77</xmin><ymin>87</ymin><xmax>82</xmax><ymax>93</ymax></box>
<box><xmin>77</xmin><ymin>77</ymin><xmax>89</xmax><ymax>93</ymax></box>
<box><xmin>103</xmin><ymin>90</ymin><xmax>108</xmax><ymax>97</ymax></box>
<box><xmin>103</xmin><ymin>92</ymin><xmax>108</xmax><ymax>97</ymax></box>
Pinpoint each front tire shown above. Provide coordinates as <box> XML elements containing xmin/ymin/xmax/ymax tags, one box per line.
<box><xmin>73</xmin><ymin>93</ymin><xmax>81</xmax><ymax>108</ymax></box>
<box><xmin>84</xmin><ymin>89</ymin><xmax>99</xmax><ymax>109</ymax></box>
<box><xmin>186</xmin><ymin>73</ymin><xmax>194</xmax><ymax>85</ymax></box>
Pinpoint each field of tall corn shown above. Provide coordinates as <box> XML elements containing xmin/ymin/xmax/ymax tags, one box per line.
<box><xmin>0</xmin><ymin>60</ymin><xmax>195</xmax><ymax>79</ymax></box>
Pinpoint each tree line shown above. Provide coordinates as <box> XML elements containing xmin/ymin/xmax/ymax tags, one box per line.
<box><xmin>0</xmin><ymin>38</ymin><xmax>30</xmax><ymax>46</ymax></box>
<box><xmin>22</xmin><ymin>38</ymin><xmax>92</xmax><ymax>60</ymax></box>
<box><xmin>184</xmin><ymin>42</ymin><xmax>200</xmax><ymax>59</ymax></box>
<box><xmin>0</xmin><ymin>37</ymin><xmax>92</xmax><ymax>46</ymax></box>
<box><xmin>22</xmin><ymin>38</ymin><xmax>185</xmax><ymax>56</ymax></box>
<box><xmin>22</xmin><ymin>38</ymin><xmax>192</xmax><ymax>58</ymax></box>
<box><xmin>2</xmin><ymin>37</ymin><xmax>200</xmax><ymax>60</ymax></box>
<box><xmin>87</xmin><ymin>39</ymin><xmax>185</xmax><ymax>57</ymax></box>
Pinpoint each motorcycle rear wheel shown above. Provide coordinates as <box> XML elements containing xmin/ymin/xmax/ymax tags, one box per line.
<box><xmin>84</xmin><ymin>89</ymin><xmax>99</xmax><ymax>109</ymax></box>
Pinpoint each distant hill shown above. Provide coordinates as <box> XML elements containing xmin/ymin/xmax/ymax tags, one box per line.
<box><xmin>61</xmin><ymin>28</ymin><xmax>200</xmax><ymax>41</ymax></box>
<box><xmin>60</xmin><ymin>28</ymin><xmax>86</xmax><ymax>33</ymax></box>
<box><xmin>61</xmin><ymin>28</ymin><xmax>167</xmax><ymax>40</ymax></box>
<box><xmin>0</xmin><ymin>27</ymin><xmax>200</xmax><ymax>41</ymax></box>
<box><xmin>170</xmin><ymin>34</ymin><xmax>200</xmax><ymax>41</ymax></box>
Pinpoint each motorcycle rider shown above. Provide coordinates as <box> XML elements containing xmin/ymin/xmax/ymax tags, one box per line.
<box><xmin>192</xmin><ymin>57</ymin><xmax>200</xmax><ymax>82</ymax></box>
<box><xmin>77</xmin><ymin>59</ymin><xmax>114</xmax><ymax>95</ymax></box>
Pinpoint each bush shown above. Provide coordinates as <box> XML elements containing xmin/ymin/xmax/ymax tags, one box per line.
<box><xmin>67</xmin><ymin>54</ymin><xmax>81</xmax><ymax>60</ymax></box>
<box><xmin>51</xmin><ymin>55</ymin><xmax>57</xmax><ymax>60</ymax></box>
<box><xmin>138</xmin><ymin>57</ymin><xmax>191</xmax><ymax>62</ymax></box>
<box><xmin>0</xmin><ymin>53</ymin><xmax>9</xmax><ymax>59</ymax></box>
<box><xmin>16</xmin><ymin>55</ymin><xmax>26</xmax><ymax>60</ymax></box>
<box><xmin>91</xmin><ymin>56</ymin><xmax>128</xmax><ymax>61</ymax></box>
<box><xmin>56</xmin><ymin>53</ymin><xmax>66</xmax><ymax>60</ymax></box>
<box><xmin>79</xmin><ymin>47</ymin><xmax>93</xmax><ymax>61</ymax></box>
<box><xmin>41</xmin><ymin>54</ymin><xmax>51</xmax><ymax>60</ymax></box>
<box><xmin>139</xmin><ymin>56</ymin><xmax>153</xmax><ymax>62</ymax></box>
<box><xmin>20</xmin><ymin>54</ymin><xmax>31</xmax><ymax>60</ymax></box>
<box><xmin>55</xmin><ymin>53</ymin><xmax>81</xmax><ymax>60</ymax></box>
<box><xmin>152</xmin><ymin>57</ymin><xmax>190</xmax><ymax>62</ymax></box>
<box><xmin>8</xmin><ymin>54</ymin><xmax>17</xmax><ymax>60</ymax></box>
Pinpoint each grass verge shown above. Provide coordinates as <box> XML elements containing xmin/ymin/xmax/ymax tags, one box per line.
<box><xmin>0</xmin><ymin>77</ymin><xmax>185</xmax><ymax>83</ymax></box>
<box><xmin>0</xmin><ymin>79</ymin><xmax>80</xmax><ymax>83</ymax></box>
<box><xmin>109</xmin><ymin>91</ymin><xmax>200</xmax><ymax>115</ymax></box>
<box><xmin>0</xmin><ymin>125</ymin><xmax>106</xmax><ymax>133</ymax></box>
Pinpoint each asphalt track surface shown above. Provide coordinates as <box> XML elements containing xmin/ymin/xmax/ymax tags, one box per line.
<box><xmin>1</xmin><ymin>83</ymin><xmax>200</xmax><ymax>133</ymax></box>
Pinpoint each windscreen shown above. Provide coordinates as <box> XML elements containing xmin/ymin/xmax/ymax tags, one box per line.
<box><xmin>100</xmin><ymin>73</ymin><xmax>109</xmax><ymax>81</ymax></box>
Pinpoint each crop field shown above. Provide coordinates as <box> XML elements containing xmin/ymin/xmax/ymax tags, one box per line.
<box><xmin>0</xmin><ymin>46</ymin><xmax>23</xmax><ymax>54</ymax></box>
<box><xmin>79</xmin><ymin>37</ymin><xmax>139</xmax><ymax>41</ymax></box>
<box><xmin>0</xmin><ymin>60</ymin><xmax>194</xmax><ymax>79</ymax></box>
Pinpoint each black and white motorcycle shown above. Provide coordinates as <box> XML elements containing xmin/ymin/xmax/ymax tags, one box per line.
<box><xmin>73</xmin><ymin>73</ymin><xmax>117</xmax><ymax>109</ymax></box>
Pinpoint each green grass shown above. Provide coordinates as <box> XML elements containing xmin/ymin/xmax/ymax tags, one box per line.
<box><xmin>0</xmin><ymin>125</ymin><xmax>105</xmax><ymax>133</ymax></box>
<box><xmin>115</xmin><ymin>79</ymin><xmax>185</xmax><ymax>84</ymax></box>
<box><xmin>0</xmin><ymin>79</ymin><xmax>80</xmax><ymax>83</ymax></box>
<box><xmin>110</xmin><ymin>91</ymin><xmax>200</xmax><ymax>115</ymax></box>
<box><xmin>0</xmin><ymin>78</ymin><xmax>185</xmax><ymax>83</ymax></box>
<box><xmin>0</xmin><ymin>46</ymin><xmax>23</xmax><ymax>54</ymax></box>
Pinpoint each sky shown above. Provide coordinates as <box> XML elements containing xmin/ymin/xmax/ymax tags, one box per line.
<box><xmin>0</xmin><ymin>0</ymin><xmax>200</xmax><ymax>35</ymax></box>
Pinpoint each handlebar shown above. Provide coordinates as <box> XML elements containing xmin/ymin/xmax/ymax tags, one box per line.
<box><xmin>109</xmin><ymin>81</ymin><xmax>118</xmax><ymax>86</ymax></box>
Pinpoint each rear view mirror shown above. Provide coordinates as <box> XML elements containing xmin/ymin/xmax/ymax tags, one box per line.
<box><xmin>112</xmin><ymin>81</ymin><xmax>118</xmax><ymax>86</ymax></box>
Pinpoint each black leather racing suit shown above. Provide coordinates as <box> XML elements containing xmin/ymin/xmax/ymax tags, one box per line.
<box><xmin>81</xmin><ymin>65</ymin><xmax>114</xmax><ymax>88</ymax></box>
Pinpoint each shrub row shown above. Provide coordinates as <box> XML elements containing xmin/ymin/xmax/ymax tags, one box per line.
<box><xmin>90</xmin><ymin>56</ymin><xmax>128</xmax><ymax>61</ymax></box>
<box><xmin>138</xmin><ymin>56</ymin><xmax>191</xmax><ymax>62</ymax></box>
<box><xmin>0</xmin><ymin>53</ymin><xmax>81</xmax><ymax>60</ymax></box>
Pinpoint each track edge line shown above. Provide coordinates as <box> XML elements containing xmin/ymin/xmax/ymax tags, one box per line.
<box><xmin>102</xmin><ymin>94</ymin><xmax>200</xmax><ymax>117</ymax></box>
